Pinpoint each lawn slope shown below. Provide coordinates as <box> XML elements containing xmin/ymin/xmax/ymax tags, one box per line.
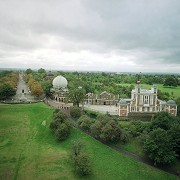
<box><xmin>0</xmin><ymin>103</ymin><xmax>176</xmax><ymax>180</ymax></box>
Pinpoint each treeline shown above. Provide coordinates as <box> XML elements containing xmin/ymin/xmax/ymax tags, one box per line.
<box><xmin>0</xmin><ymin>71</ymin><xmax>19</xmax><ymax>100</ymax></box>
<box><xmin>24</xmin><ymin>74</ymin><xmax>44</xmax><ymax>97</ymax></box>
<box><xmin>25</xmin><ymin>68</ymin><xmax>52</xmax><ymax>97</ymax></box>
<box><xmin>24</xmin><ymin>68</ymin><xmax>180</xmax><ymax>99</ymax></box>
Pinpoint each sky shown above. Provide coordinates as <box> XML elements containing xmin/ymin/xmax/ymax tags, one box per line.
<box><xmin>0</xmin><ymin>0</ymin><xmax>180</xmax><ymax>73</ymax></box>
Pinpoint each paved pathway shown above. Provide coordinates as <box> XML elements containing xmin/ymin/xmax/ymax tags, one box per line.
<box><xmin>13</xmin><ymin>74</ymin><xmax>35</xmax><ymax>102</ymax></box>
<box><xmin>84</xmin><ymin>104</ymin><xmax>119</xmax><ymax>115</ymax></box>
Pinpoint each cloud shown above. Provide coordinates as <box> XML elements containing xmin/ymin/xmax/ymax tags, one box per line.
<box><xmin>0</xmin><ymin>0</ymin><xmax>180</xmax><ymax>72</ymax></box>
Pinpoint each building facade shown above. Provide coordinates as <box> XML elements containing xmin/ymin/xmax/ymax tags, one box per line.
<box><xmin>119</xmin><ymin>83</ymin><xmax>177</xmax><ymax>117</ymax></box>
<box><xmin>84</xmin><ymin>91</ymin><xmax>119</xmax><ymax>105</ymax></box>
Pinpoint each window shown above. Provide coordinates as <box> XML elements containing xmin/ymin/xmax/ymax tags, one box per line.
<box><xmin>144</xmin><ymin>96</ymin><xmax>149</xmax><ymax>104</ymax></box>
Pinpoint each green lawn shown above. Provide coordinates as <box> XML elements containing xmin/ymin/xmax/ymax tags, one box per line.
<box><xmin>119</xmin><ymin>83</ymin><xmax>180</xmax><ymax>98</ymax></box>
<box><xmin>0</xmin><ymin>103</ymin><xmax>176</xmax><ymax>180</ymax></box>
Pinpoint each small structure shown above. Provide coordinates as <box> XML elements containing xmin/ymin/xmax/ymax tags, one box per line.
<box><xmin>118</xmin><ymin>82</ymin><xmax>177</xmax><ymax>117</ymax></box>
<box><xmin>50</xmin><ymin>75</ymin><xmax>68</xmax><ymax>102</ymax></box>
<box><xmin>84</xmin><ymin>91</ymin><xmax>119</xmax><ymax>105</ymax></box>
<box><xmin>46</xmin><ymin>71</ymin><xmax>54</xmax><ymax>80</ymax></box>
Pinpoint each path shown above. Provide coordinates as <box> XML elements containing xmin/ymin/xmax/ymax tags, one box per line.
<box><xmin>84</xmin><ymin>104</ymin><xmax>119</xmax><ymax>115</ymax></box>
<box><xmin>13</xmin><ymin>74</ymin><xmax>35</xmax><ymax>102</ymax></box>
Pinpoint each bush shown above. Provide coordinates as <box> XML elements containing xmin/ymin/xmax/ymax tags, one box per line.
<box><xmin>120</xmin><ymin>129</ymin><xmax>130</xmax><ymax>144</ymax></box>
<box><xmin>71</xmin><ymin>141</ymin><xmax>92</xmax><ymax>176</ymax></box>
<box><xmin>74</xmin><ymin>152</ymin><xmax>92</xmax><ymax>176</ymax></box>
<box><xmin>125</xmin><ymin>121</ymin><xmax>150</xmax><ymax>137</ymax></box>
<box><xmin>78</xmin><ymin>115</ymin><xmax>92</xmax><ymax>131</ymax></box>
<box><xmin>70</xmin><ymin>106</ymin><xmax>82</xmax><ymax>118</ymax></box>
<box><xmin>100</xmin><ymin>120</ymin><xmax>121</xmax><ymax>142</ymax></box>
<box><xmin>90</xmin><ymin>121</ymin><xmax>103</xmax><ymax>139</ymax></box>
<box><xmin>84</xmin><ymin>109</ymin><xmax>99</xmax><ymax>118</ymax></box>
<box><xmin>50</xmin><ymin>109</ymin><xmax>70</xmax><ymax>141</ymax></box>
<box><xmin>54</xmin><ymin>123</ymin><xmax>70</xmax><ymax>141</ymax></box>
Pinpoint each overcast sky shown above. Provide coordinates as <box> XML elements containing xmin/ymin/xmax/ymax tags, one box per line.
<box><xmin>0</xmin><ymin>0</ymin><xmax>180</xmax><ymax>72</ymax></box>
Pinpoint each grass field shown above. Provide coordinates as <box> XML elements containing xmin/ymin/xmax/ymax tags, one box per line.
<box><xmin>0</xmin><ymin>103</ymin><xmax>177</xmax><ymax>180</ymax></box>
<box><xmin>119</xmin><ymin>83</ymin><xmax>180</xmax><ymax>98</ymax></box>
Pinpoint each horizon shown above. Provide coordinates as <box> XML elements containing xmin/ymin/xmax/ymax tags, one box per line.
<box><xmin>1</xmin><ymin>67</ymin><xmax>180</xmax><ymax>75</ymax></box>
<box><xmin>0</xmin><ymin>0</ymin><xmax>180</xmax><ymax>73</ymax></box>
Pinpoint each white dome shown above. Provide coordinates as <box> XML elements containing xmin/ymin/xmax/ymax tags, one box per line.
<box><xmin>52</xmin><ymin>75</ymin><xmax>68</xmax><ymax>89</ymax></box>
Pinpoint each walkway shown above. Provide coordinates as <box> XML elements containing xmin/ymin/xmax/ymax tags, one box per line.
<box><xmin>13</xmin><ymin>74</ymin><xmax>36</xmax><ymax>103</ymax></box>
<box><xmin>84</xmin><ymin>104</ymin><xmax>119</xmax><ymax>115</ymax></box>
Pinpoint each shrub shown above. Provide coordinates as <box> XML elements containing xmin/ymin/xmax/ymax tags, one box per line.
<box><xmin>71</xmin><ymin>141</ymin><xmax>92</xmax><ymax>176</ymax></box>
<box><xmin>120</xmin><ymin>129</ymin><xmax>130</xmax><ymax>144</ymax></box>
<box><xmin>78</xmin><ymin>115</ymin><xmax>92</xmax><ymax>131</ymax></box>
<box><xmin>70</xmin><ymin>106</ymin><xmax>82</xmax><ymax>118</ymax></box>
<box><xmin>90</xmin><ymin>121</ymin><xmax>103</xmax><ymax>139</ymax></box>
<box><xmin>74</xmin><ymin>152</ymin><xmax>92</xmax><ymax>176</ymax></box>
<box><xmin>54</xmin><ymin>123</ymin><xmax>70</xmax><ymax>141</ymax></box>
<box><xmin>50</xmin><ymin>109</ymin><xmax>70</xmax><ymax>141</ymax></box>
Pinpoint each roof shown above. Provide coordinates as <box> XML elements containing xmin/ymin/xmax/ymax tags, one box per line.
<box><xmin>119</xmin><ymin>99</ymin><xmax>127</xmax><ymax>105</ymax></box>
<box><xmin>52</xmin><ymin>75</ymin><xmax>68</xmax><ymax>89</ymax></box>
<box><xmin>167</xmin><ymin>100</ymin><xmax>177</xmax><ymax>106</ymax></box>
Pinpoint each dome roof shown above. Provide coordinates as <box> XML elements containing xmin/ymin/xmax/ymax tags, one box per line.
<box><xmin>167</xmin><ymin>100</ymin><xmax>176</xmax><ymax>106</ymax></box>
<box><xmin>52</xmin><ymin>75</ymin><xmax>68</xmax><ymax>89</ymax></box>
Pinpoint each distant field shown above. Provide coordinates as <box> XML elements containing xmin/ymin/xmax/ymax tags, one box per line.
<box><xmin>119</xmin><ymin>83</ymin><xmax>180</xmax><ymax>98</ymax></box>
<box><xmin>0</xmin><ymin>103</ymin><xmax>176</xmax><ymax>179</ymax></box>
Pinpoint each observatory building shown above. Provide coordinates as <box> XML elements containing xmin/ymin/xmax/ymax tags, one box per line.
<box><xmin>51</xmin><ymin>75</ymin><xmax>68</xmax><ymax>102</ymax></box>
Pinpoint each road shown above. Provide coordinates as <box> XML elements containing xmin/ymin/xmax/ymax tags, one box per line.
<box><xmin>13</xmin><ymin>74</ymin><xmax>35</xmax><ymax>102</ymax></box>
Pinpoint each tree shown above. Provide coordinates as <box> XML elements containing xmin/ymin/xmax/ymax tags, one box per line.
<box><xmin>175</xmin><ymin>97</ymin><xmax>180</xmax><ymax>117</ymax></box>
<box><xmin>70</xmin><ymin>106</ymin><xmax>82</xmax><ymax>118</ymax></box>
<box><xmin>164</xmin><ymin>76</ymin><xmax>178</xmax><ymax>87</ymax></box>
<box><xmin>72</xmin><ymin>141</ymin><xmax>84</xmax><ymax>156</ymax></box>
<box><xmin>31</xmin><ymin>83</ymin><xmax>43</xmax><ymax>97</ymax></box>
<box><xmin>38</xmin><ymin>68</ymin><xmax>46</xmax><ymax>74</ymax></box>
<box><xmin>71</xmin><ymin>141</ymin><xmax>92</xmax><ymax>176</ymax></box>
<box><xmin>25</xmin><ymin>68</ymin><xmax>33</xmax><ymax>74</ymax></box>
<box><xmin>68</xmin><ymin>86</ymin><xmax>85</xmax><ymax>107</ymax></box>
<box><xmin>100</xmin><ymin>120</ymin><xmax>121</xmax><ymax>142</ymax></box>
<box><xmin>150</xmin><ymin>112</ymin><xmax>178</xmax><ymax>131</ymax></box>
<box><xmin>144</xmin><ymin>128</ymin><xmax>176</xmax><ymax>165</ymax></box>
<box><xmin>168</xmin><ymin>125</ymin><xmax>180</xmax><ymax>156</ymax></box>
<box><xmin>55</xmin><ymin>123</ymin><xmax>70</xmax><ymax>141</ymax></box>
<box><xmin>50</xmin><ymin>109</ymin><xmax>70</xmax><ymax>141</ymax></box>
<box><xmin>0</xmin><ymin>83</ymin><xmax>16</xmax><ymax>100</ymax></box>
<box><xmin>73</xmin><ymin>152</ymin><xmax>92</xmax><ymax>176</ymax></box>
<box><xmin>90</xmin><ymin>121</ymin><xmax>103</xmax><ymax>139</ymax></box>
<box><xmin>78</xmin><ymin>115</ymin><xmax>92</xmax><ymax>131</ymax></box>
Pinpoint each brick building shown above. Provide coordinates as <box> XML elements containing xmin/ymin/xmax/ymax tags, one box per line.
<box><xmin>84</xmin><ymin>91</ymin><xmax>119</xmax><ymax>105</ymax></box>
<box><xmin>119</xmin><ymin>82</ymin><xmax>177</xmax><ymax>117</ymax></box>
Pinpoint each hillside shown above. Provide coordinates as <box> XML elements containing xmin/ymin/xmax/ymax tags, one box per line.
<box><xmin>0</xmin><ymin>103</ymin><xmax>176</xmax><ymax>179</ymax></box>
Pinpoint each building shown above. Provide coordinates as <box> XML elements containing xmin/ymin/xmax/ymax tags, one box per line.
<box><xmin>50</xmin><ymin>75</ymin><xmax>68</xmax><ymax>102</ymax></box>
<box><xmin>84</xmin><ymin>91</ymin><xmax>119</xmax><ymax>105</ymax></box>
<box><xmin>119</xmin><ymin>82</ymin><xmax>177</xmax><ymax>117</ymax></box>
